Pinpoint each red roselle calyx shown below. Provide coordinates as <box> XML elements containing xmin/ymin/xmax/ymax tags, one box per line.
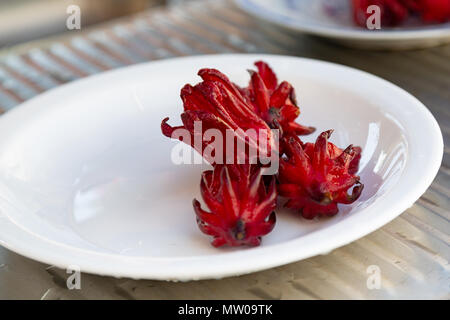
<box><xmin>161</xmin><ymin>68</ymin><xmax>277</xmax><ymax>165</ymax></box>
<box><xmin>242</xmin><ymin>61</ymin><xmax>315</xmax><ymax>137</ymax></box>
<box><xmin>419</xmin><ymin>0</ymin><xmax>450</xmax><ymax>23</ymax></box>
<box><xmin>193</xmin><ymin>165</ymin><xmax>277</xmax><ymax>247</ymax></box>
<box><xmin>279</xmin><ymin>131</ymin><xmax>364</xmax><ymax>219</ymax></box>
<box><xmin>352</xmin><ymin>0</ymin><xmax>450</xmax><ymax>27</ymax></box>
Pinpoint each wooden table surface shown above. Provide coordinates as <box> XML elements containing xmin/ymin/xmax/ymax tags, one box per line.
<box><xmin>0</xmin><ymin>0</ymin><xmax>448</xmax><ymax>300</ymax></box>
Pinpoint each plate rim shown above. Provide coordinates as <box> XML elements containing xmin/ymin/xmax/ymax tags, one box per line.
<box><xmin>0</xmin><ymin>54</ymin><xmax>443</xmax><ymax>280</ymax></box>
<box><xmin>234</xmin><ymin>0</ymin><xmax>450</xmax><ymax>41</ymax></box>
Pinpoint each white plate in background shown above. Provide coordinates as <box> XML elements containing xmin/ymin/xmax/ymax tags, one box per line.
<box><xmin>235</xmin><ymin>0</ymin><xmax>450</xmax><ymax>49</ymax></box>
<box><xmin>0</xmin><ymin>54</ymin><xmax>443</xmax><ymax>280</ymax></box>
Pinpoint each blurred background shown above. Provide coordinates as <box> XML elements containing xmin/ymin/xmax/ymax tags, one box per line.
<box><xmin>0</xmin><ymin>0</ymin><xmax>186</xmax><ymax>47</ymax></box>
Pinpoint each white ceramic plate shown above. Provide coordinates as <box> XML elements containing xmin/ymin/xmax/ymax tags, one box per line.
<box><xmin>235</xmin><ymin>0</ymin><xmax>450</xmax><ymax>49</ymax></box>
<box><xmin>0</xmin><ymin>54</ymin><xmax>442</xmax><ymax>280</ymax></box>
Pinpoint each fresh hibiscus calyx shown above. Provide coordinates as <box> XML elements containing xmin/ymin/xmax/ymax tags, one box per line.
<box><xmin>419</xmin><ymin>0</ymin><xmax>450</xmax><ymax>23</ymax></box>
<box><xmin>352</xmin><ymin>0</ymin><xmax>409</xmax><ymax>26</ymax></box>
<box><xmin>161</xmin><ymin>68</ymin><xmax>277</xmax><ymax>166</ymax></box>
<box><xmin>279</xmin><ymin>132</ymin><xmax>364</xmax><ymax>219</ymax></box>
<box><xmin>245</xmin><ymin>61</ymin><xmax>315</xmax><ymax>137</ymax></box>
<box><xmin>194</xmin><ymin>165</ymin><xmax>277</xmax><ymax>247</ymax></box>
<box><xmin>352</xmin><ymin>0</ymin><xmax>450</xmax><ymax>27</ymax></box>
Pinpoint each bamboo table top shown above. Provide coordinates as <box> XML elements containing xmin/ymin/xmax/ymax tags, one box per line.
<box><xmin>0</xmin><ymin>0</ymin><xmax>448</xmax><ymax>300</ymax></box>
